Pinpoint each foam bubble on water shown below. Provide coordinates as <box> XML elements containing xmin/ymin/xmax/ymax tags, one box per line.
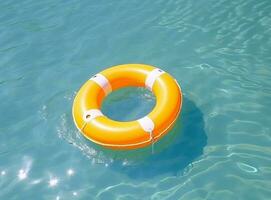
<box><xmin>63</xmin><ymin>91</ymin><xmax>76</xmax><ymax>101</ymax></box>
<box><xmin>56</xmin><ymin>113</ymin><xmax>111</xmax><ymax>165</ymax></box>
<box><xmin>122</xmin><ymin>160</ymin><xmax>130</xmax><ymax>166</ymax></box>
<box><xmin>38</xmin><ymin>105</ymin><xmax>48</xmax><ymax>121</ymax></box>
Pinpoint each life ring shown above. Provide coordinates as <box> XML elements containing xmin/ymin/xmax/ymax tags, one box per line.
<box><xmin>72</xmin><ymin>64</ymin><xmax>182</xmax><ymax>150</ymax></box>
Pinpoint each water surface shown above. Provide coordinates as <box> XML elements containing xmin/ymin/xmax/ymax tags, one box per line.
<box><xmin>1</xmin><ymin>0</ymin><xmax>271</xmax><ymax>199</ymax></box>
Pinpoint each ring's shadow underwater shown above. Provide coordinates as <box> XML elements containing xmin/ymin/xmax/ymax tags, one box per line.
<box><xmin>87</xmin><ymin>97</ymin><xmax>207</xmax><ymax>179</ymax></box>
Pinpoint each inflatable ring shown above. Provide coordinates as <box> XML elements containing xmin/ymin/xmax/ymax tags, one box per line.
<box><xmin>72</xmin><ymin>64</ymin><xmax>182</xmax><ymax>150</ymax></box>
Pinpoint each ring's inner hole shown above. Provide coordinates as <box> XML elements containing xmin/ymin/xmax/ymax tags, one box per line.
<box><xmin>101</xmin><ymin>87</ymin><xmax>156</xmax><ymax>121</ymax></box>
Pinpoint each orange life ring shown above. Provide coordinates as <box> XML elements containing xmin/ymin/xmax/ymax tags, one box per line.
<box><xmin>72</xmin><ymin>64</ymin><xmax>182</xmax><ymax>150</ymax></box>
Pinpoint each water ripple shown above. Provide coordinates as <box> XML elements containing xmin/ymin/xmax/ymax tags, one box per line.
<box><xmin>1</xmin><ymin>0</ymin><xmax>271</xmax><ymax>199</ymax></box>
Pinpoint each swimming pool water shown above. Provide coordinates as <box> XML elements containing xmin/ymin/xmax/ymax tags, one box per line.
<box><xmin>1</xmin><ymin>0</ymin><xmax>271</xmax><ymax>199</ymax></box>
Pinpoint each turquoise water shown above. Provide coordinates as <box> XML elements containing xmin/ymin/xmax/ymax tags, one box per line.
<box><xmin>1</xmin><ymin>0</ymin><xmax>271</xmax><ymax>199</ymax></box>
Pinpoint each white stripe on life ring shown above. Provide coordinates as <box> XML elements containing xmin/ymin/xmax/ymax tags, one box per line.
<box><xmin>90</xmin><ymin>74</ymin><xmax>112</xmax><ymax>95</ymax></box>
<box><xmin>145</xmin><ymin>68</ymin><xmax>165</xmax><ymax>91</ymax></box>
<box><xmin>137</xmin><ymin>116</ymin><xmax>154</xmax><ymax>133</ymax></box>
<box><xmin>83</xmin><ymin>109</ymin><xmax>103</xmax><ymax>122</ymax></box>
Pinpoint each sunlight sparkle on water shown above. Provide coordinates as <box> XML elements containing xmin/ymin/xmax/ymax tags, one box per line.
<box><xmin>73</xmin><ymin>192</ymin><xmax>78</xmax><ymax>196</ymax></box>
<box><xmin>49</xmin><ymin>177</ymin><xmax>58</xmax><ymax>187</ymax></box>
<box><xmin>18</xmin><ymin>169</ymin><xmax>28</xmax><ymax>180</ymax></box>
<box><xmin>67</xmin><ymin>168</ymin><xmax>74</xmax><ymax>176</ymax></box>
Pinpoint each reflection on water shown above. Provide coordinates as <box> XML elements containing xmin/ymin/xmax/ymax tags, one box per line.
<box><xmin>67</xmin><ymin>168</ymin><xmax>75</xmax><ymax>176</ymax></box>
<box><xmin>18</xmin><ymin>169</ymin><xmax>28</xmax><ymax>180</ymax></box>
<box><xmin>49</xmin><ymin>177</ymin><xmax>59</xmax><ymax>187</ymax></box>
<box><xmin>1</xmin><ymin>0</ymin><xmax>271</xmax><ymax>199</ymax></box>
<box><xmin>107</xmin><ymin>97</ymin><xmax>207</xmax><ymax>179</ymax></box>
<box><xmin>71</xmin><ymin>96</ymin><xmax>207</xmax><ymax>179</ymax></box>
<box><xmin>102</xmin><ymin>87</ymin><xmax>155</xmax><ymax>121</ymax></box>
<box><xmin>237</xmin><ymin>162</ymin><xmax>258</xmax><ymax>173</ymax></box>
<box><xmin>18</xmin><ymin>156</ymin><xmax>32</xmax><ymax>181</ymax></box>
<box><xmin>57</xmin><ymin>88</ymin><xmax>208</xmax><ymax>178</ymax></box>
